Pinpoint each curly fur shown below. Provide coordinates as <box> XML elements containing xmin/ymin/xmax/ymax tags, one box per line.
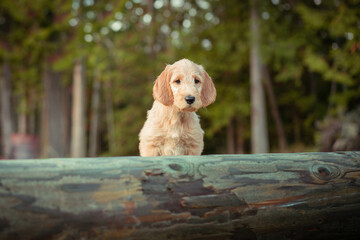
<box><xmin>139</xmin><ymin>59</ymin><xmax>216</xmax><ymax>156</ymax></box>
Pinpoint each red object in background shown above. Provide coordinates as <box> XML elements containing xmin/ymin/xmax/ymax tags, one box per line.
<box><xmin>10</xmin><ymin>134</ymin><xmax>39</xmax><ymax>159</ymax></box>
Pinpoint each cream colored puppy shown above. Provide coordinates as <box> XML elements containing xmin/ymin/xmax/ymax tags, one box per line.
<box><xmin>139</xmin><ymin>59</ymin><xmax>216</xmax><ymax>156</ymax></box>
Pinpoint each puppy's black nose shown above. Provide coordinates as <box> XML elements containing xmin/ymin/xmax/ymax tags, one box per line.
<box><xmin>185</xmin><ymin>96</ymin><xmax>195</xmax><ymax>105</ymax></box>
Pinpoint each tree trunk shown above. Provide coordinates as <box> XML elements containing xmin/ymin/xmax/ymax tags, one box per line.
<box><xmin>88</xmin><ymin>70</ymin><xmax>101</xmax><ymax>157</ymax></box>
<box><xmin>250</xmin><ymin>0</ymin><xmax>269</xmax><ymax>153</ymax></box>
<box><xmin>28</xmin><ymin>110</ymin><xmax>36</xmax><ymax>135</ymax></box>
<box><xmin>18</xmin><ymin>113</ymin><xmax>26</xmax><ymax>134</ymax></box>
<box><xmin>0</xmin><ymin>152</ymin><xmax>359</xmax><ymax>239</ymax></box>
<box><xmin>105</xmin><ymin>80</ymin><xmax>116</xmax><ymax>153</ymax></box>
<box><xmin>227</xmin><ymin>118</ymin><xmax>236</xmax><ymax>154</ymax></box>
<box><xmin>147</xmin><ymin>0</ymin><xmax>156</xmax><ymax>60</ymax></box>
<box><xmin>327</xmin><ymin>80</ymin><xmax>337</xmax><ymax>115</ymax></box>
<box><xmin>70</xmin><ymin>58</ymin><xmax>87</xmax><ymax>157</ymax></box>
<box><xmin>236</xmin><ymin>123</ymin><xmax>245</xmax><ymax>154</ymax></box>
<box><xmin>41</xmin><ymin>64</ymin><xmax>67</xmax><ymax>158</ymax></box>
<box><xmin>0</xmin><ymin>63</ymin><xmax>13</xmax><ymax>158</ymax></box>
<box><xmin>263</xmin><ymin>65</ymin><xmax>288</xmax><ymax>152</ymax></box>
<box><xmin>293</xmin><ymin>110</ymin><xmax>301</xmax><ymax>144</ymax></box>
<box><xmin>63</xmin><ymin>85</ymin><xmax>72</xmax><ymax>157</ymax></box>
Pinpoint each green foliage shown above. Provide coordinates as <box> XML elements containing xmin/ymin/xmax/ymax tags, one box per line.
<box><xmin>296</xmin><ymin>3</ymin><xmax>327</xmax><ymax>30</ymax></box>
<box><xmin>304</xmin><ymin>49</ymin><xmax>353</xmax><ymax>85</ymax></box>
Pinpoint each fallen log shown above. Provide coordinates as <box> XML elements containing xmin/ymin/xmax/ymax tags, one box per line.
<box><xmin>0</xmin><ymin>151</ymin><xmax>359</xmax><ymax>239</ymax></box>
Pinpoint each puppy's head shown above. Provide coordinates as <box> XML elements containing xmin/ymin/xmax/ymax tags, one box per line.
<box><xmin>153</xmin><ymin>59</ymin><xmax>216</xmax><ymax>112</ymax></box>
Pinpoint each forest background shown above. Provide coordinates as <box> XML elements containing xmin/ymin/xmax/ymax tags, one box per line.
<box><xmin>0</xmin><ymin>0</ymin><xmax>359</xmax><ymax>159</ymax></box>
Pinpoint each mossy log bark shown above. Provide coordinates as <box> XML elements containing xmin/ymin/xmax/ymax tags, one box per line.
<box><xmin>0</xmin><ymin>152</ymin><xmax>359</xmax><ymax>240</ymax></box>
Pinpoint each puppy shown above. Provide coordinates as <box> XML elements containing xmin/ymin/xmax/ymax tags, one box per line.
<box><xmin>139</xmin><ymin>59</ymin><xmax>216</xmax><ymax>156</ymax></box>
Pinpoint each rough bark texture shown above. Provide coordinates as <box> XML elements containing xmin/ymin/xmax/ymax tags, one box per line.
<box><xmin>0</xmin><ymin>63</ymin><xmax>13</xmax><ymax>158</ymax></box>
<box><xmin>0</xmin><ymin>152</ymin><xmax>359</xmax><ymax>239</ymax></box>
<box><xmin>250</xmin><ymin>0</ymin><xmax>269</xmax><ymax>153</ymax></box>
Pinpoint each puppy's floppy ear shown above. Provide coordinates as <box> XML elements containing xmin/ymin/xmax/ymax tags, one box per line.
<box><xmin>153</xmin><ymin>65</ymin><xmax>173</xmax><ymax>106</ymax></box>
<box><xmin>201</xmin><ymin>69</ymin><xmax>216</xmax><ymax>107</ymax></box>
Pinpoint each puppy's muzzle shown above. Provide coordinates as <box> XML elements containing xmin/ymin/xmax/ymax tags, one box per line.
<box><xmin>185</xmin><ymin>95</ymin><xmax>195</xmax><ymax>105</ymax></box>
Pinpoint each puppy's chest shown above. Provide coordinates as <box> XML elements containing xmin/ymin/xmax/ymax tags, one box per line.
<box><xmin>160</xmin><ymin>116</ymin><xmax>201</xmax><ymax>144</ymax></box>
<box><xmin>165</xmin><ymin>122</ymin><xmax>195</xmax><ymax>141</ymax></box>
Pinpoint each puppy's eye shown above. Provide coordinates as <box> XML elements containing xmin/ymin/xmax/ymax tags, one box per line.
<box><xmin>175</xmin><ymin>80</ymin><xmax>181</xmax><ymax>84</ymax></box>
<box><xmin>194</xmin><ymin>79</ymin><xmax>200</xmax><ymax>84</ymax></box>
